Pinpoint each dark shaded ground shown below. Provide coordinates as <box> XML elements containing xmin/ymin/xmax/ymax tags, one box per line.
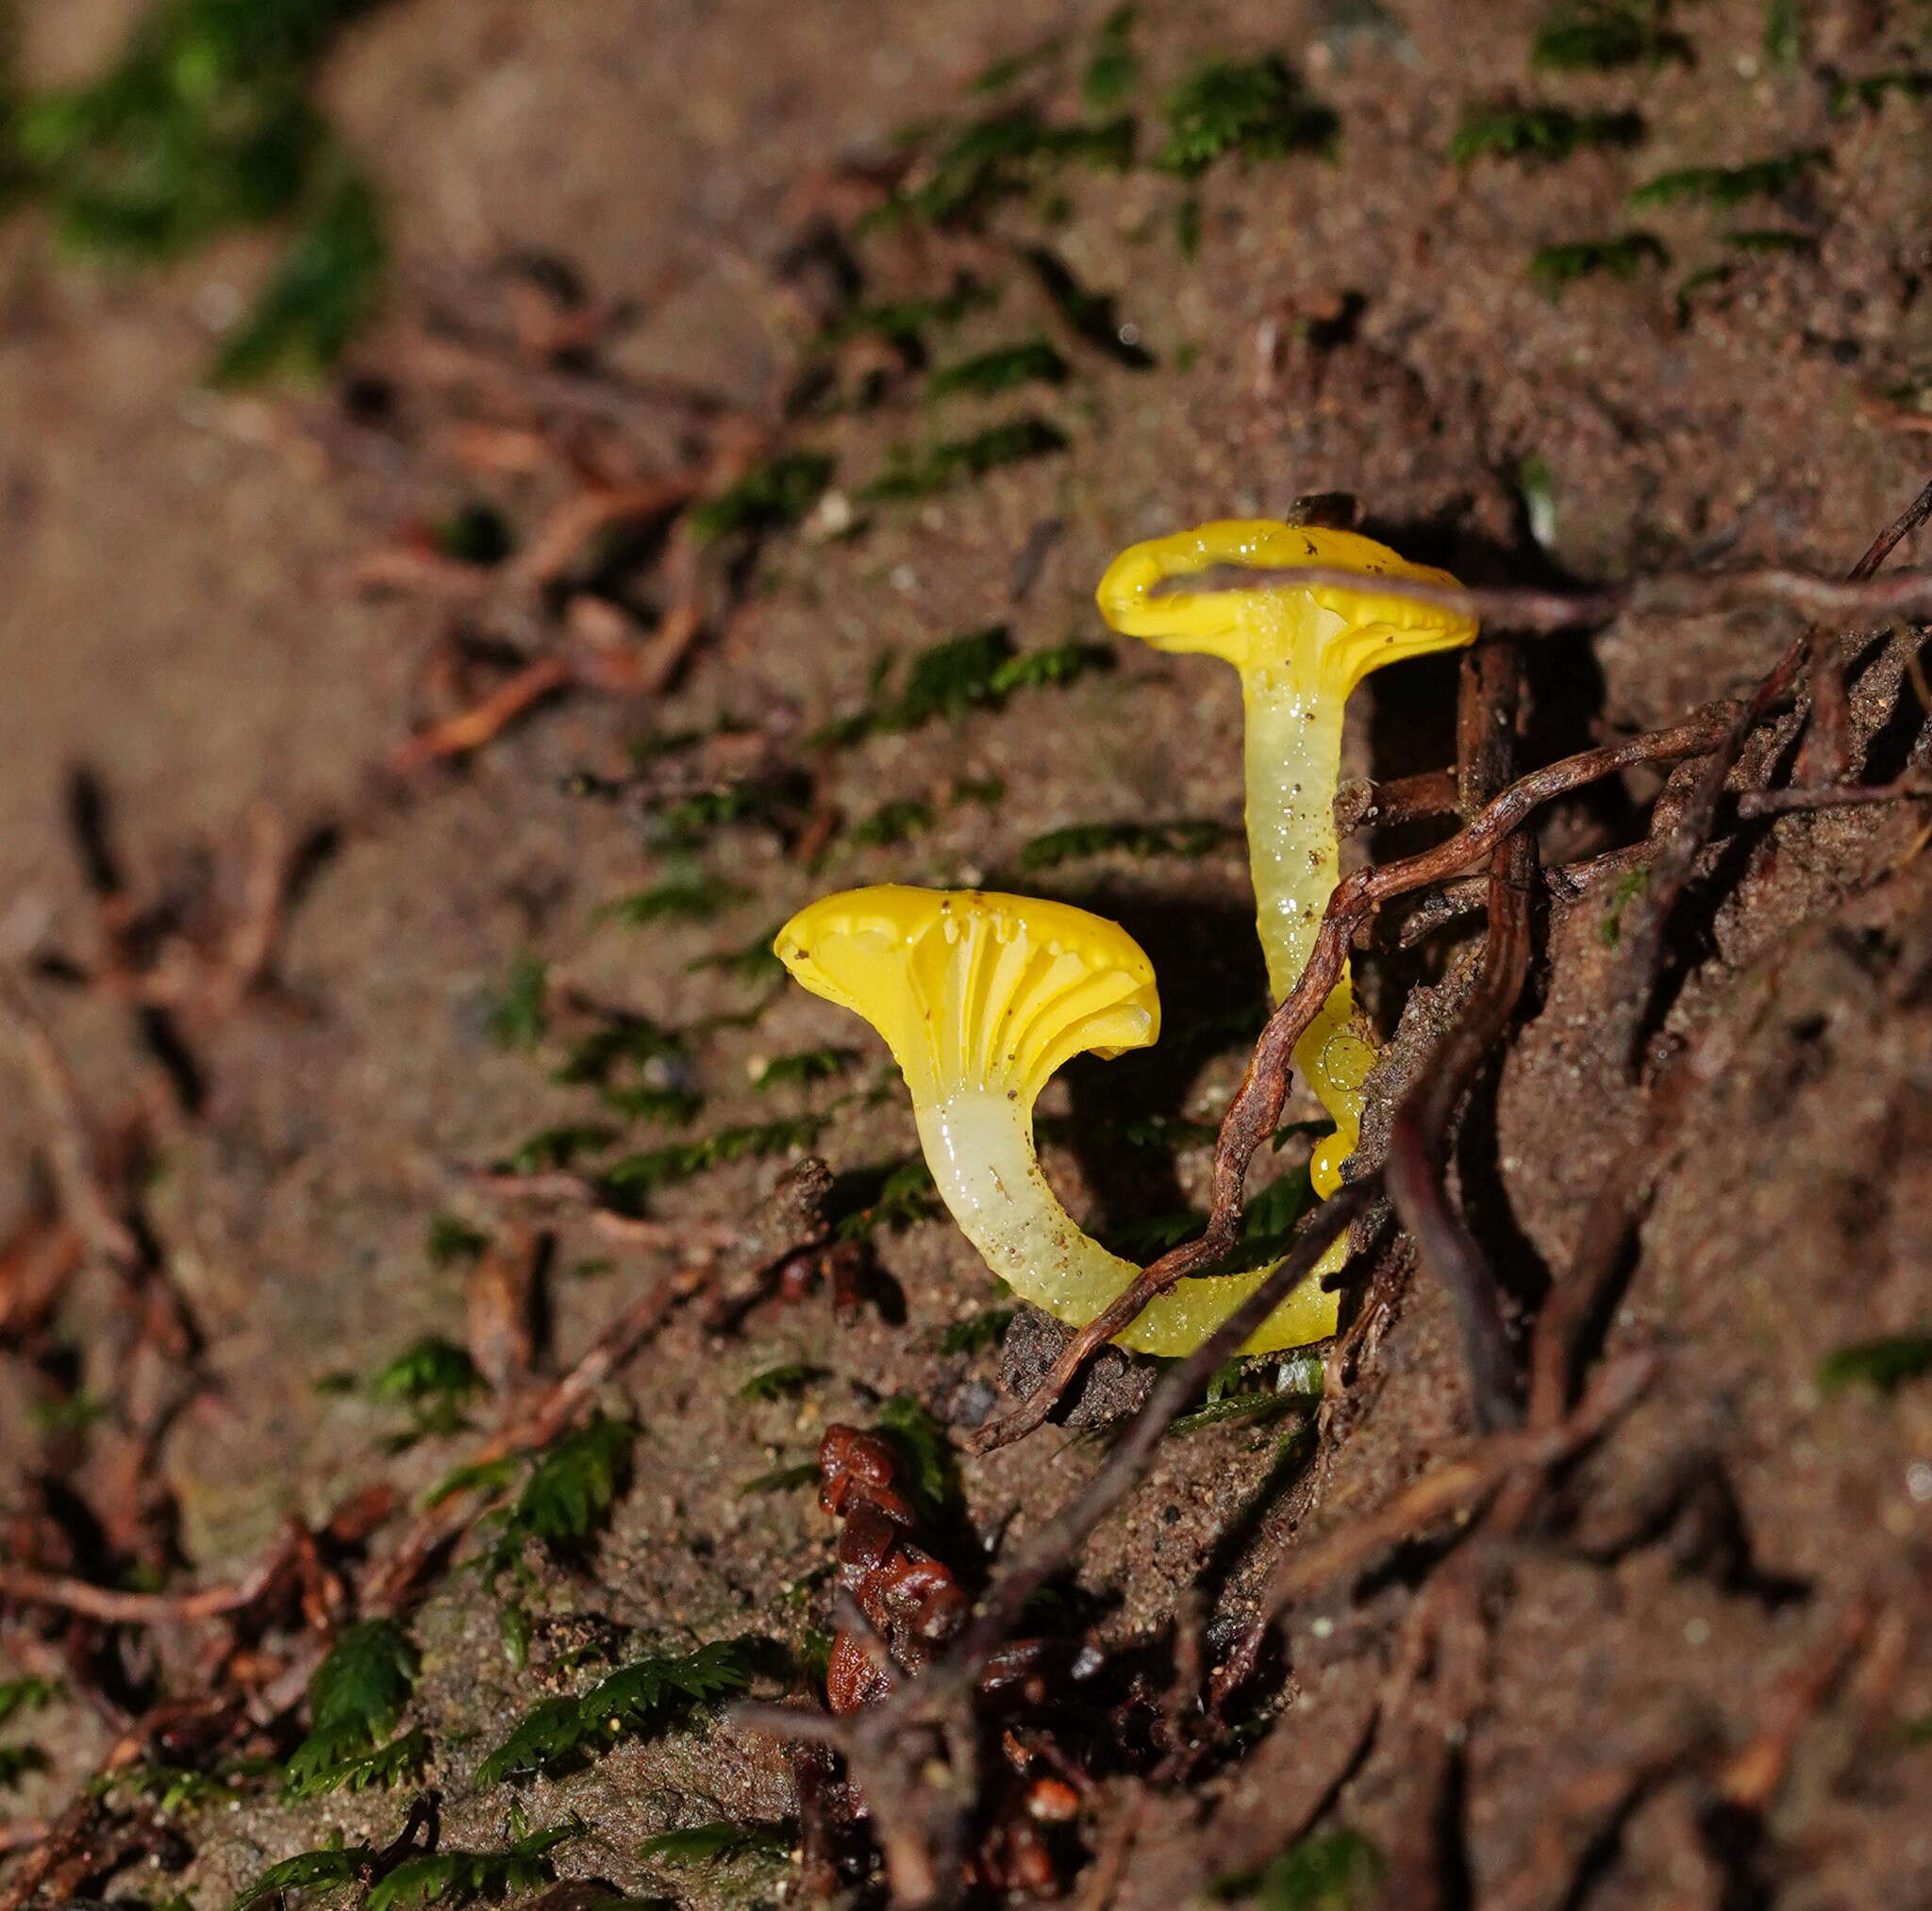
<box><xmin>3</xmin><ymin>1</ymin><xmax>1932</xmax><ymax>1907</ymax></box>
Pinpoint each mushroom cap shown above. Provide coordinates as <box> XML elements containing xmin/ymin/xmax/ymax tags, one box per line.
<box><xmin>1095</xmin><ymin>519</ymin><xmax>1478</xmax><ymax>688</ymax></box>
<box><xmin>774</xmin><ymin>886</ymin><xmax>1159</xmax><ymax>1106</ymax></box>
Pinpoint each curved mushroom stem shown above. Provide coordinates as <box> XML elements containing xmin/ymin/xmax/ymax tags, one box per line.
<box><xmin>915</xmin><ymin>1087</ymin><xmax>1338</xmax><ymax>1357</ymax></box>
<box><xmin>775</xmin><ymin>884</ymin><xmax>1344</xmax><ymax>1355</ymax></box>
<box><xmin>1239</xmin><ymin>667</ymin><xmax>1378</xmax><ymax>1201</ymax></box>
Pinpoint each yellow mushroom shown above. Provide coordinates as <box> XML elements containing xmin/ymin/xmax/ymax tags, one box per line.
<box><xmin>1097</xmin><ymin>520</ymin><xmax>1478</xmax><ymax>1251</ymax></box>
<box><xmin>774</xmin><ymin>885</ymin><xmax>1340</xmax><ymax>1356</ymax></box>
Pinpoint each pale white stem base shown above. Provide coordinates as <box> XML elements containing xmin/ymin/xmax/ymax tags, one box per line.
<box><xmin>916</xmin><ymin>1088</ymin><xmax>1338</xmax><ymax>1357</ymax></box>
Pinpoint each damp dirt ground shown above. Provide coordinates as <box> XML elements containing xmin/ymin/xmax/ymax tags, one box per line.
<box><xmin>3</xmin><ymin>2</ymin><xmax>1932</xmax><ymax>1908</ymax></box>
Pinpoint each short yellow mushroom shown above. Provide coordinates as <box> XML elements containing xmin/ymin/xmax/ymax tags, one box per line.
<box><xmin>1097</xmin><ymin>520</ymin><xmax>1477</xmax><ymax>1242</ymax></box>
<box><xmin>774</xmin><ymin>885</ymin><xmax>1340</xmax><ymax>1356</ymax></box>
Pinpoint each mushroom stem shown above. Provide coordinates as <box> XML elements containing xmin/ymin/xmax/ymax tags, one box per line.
<box><xmin>1238</xmin><ymin>673</ymin><xmax>1376</xmax><ymax>1199</ymax></box>
<box><xmin>914</xmin><ymin>1086</ymin><xmax>1338</xmax><ymax>1357</ymax></box>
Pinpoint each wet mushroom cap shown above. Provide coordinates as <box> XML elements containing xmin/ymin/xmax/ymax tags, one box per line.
<box><xmin>1095</xmin><ymin>518</ymin><xmax>1478</xmax><ymax>683</ymax></box>
<box><xmin>774</xmin><ymin>886</ymin><xmax>1159</xmax><ymax>1105</ymax></box>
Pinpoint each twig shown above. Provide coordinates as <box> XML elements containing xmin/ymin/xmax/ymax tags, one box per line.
<box><xmin>1385</xmin><ymin>641</ymin><xmax>1534</xmax><ymax>1433</ymax></box>
<box><xmin>458</xmin><ymin>1165</ymin><xmax>740</xmax><ymax>1251</ymax></box>
<box><xmin>1397</xmin><ymin>843</ymin><xmax>1654</xmax><ymax>946</ymax></box>
<box><xmin>387</xmin><ymin>655</ymin><xmax>572</xmax><ymax>774</ymax></box>
<box><xmin>1154</xmin><ymin>556</ymin><xmax>1932</xmax><ymax>634</ymax></box>
<box><xmin>1716</xmin><ymin>1602</ymin><xmax>1872</xmax><ymax>1810</ymax></box>
<box><xmin>503</xmin><ymin>478</ymin><xmax>696</xmax><ymax>591</ymax></box>
<box><xmin>1335</xmin><ymin>768</ymin><xmax>1460</xmax><ymax>837</ymax></box>
<box><xmin>1737</xmin><ymin>775</ymin><xmax>1932</xmax><ymax>817</ymax></box>
<box><xmin>1073</xmin><ymin>1788</ymin><xmax>1144</xmax><ymax>1911</ymax></box>
<box><xmin>0</xmin><ymin>972</ymin><xmax>142</xmax><ymax>1274</ymax></box>
<box><xmin>0</xmin><ymin>1558</ymin><xmax>272</xmax><ymax>1627</ymax></box>
<box><xmin>216</xmin><ymin>802</ymin><xmax>293</xmax><ymax>1010</ymax></box>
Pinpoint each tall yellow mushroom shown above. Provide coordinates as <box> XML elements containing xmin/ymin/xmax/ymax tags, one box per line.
<box><xmin>774</xmin><ymin>886</ymin><xmax>1339</xmax><ymax>1355</ymax></box>
<box><xmin>1098</xmin><ymin>521</ymin><xmax>1478</xmax><ymax>1283</ymax></box>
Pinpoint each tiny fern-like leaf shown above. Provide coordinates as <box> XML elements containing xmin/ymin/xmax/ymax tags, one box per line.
<box><xmin>284</xmin><ymin>1620</ymin><xmax>419</xmax><ymax>1791</ymax></box>
<box><xmin>234</xmin><ymin>1844</ymin><xmax>374</xmax><ymax>1911</ymax></box>
<box><xmin>475</xmin><ymin>1640</ymin><xmax>758</xmax><ymax>1785</ymax></box>
<box><xmin>363</xmin><ymin>1822</ymin><xmax>581</xmax><ymax>1911</ymax></box>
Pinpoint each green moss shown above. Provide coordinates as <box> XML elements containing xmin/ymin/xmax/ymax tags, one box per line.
<box><xmin>475</xmin><ymin>1640</ymin><xmax>757</xmax><ymax>1784</ymax></box>
<box><xmin>1531</xmin><ymin>3</ymin><xmax>1692</xmax><ymax>72</ymax></box>
<box><xmin>364</xmin><ymin>1821</ymin><xmax>583</xmax><ymax>1911</ymax></box>
<box><xmin>1674</xmin><ymin>261</ymin><xmax>1735</xmax><ymax>318</ymax></box>
<box><xmin>6</xmin><ymin>0</ymin><xmax>388</xmax><ymax>376</ymax></box>
<box><xmin>1017</xmin><ymin>817</ymin><xmax>1232</xmax><ymax>870</ymax></box>
<box><xmin>639</xmin><ymin>1821</ymin><xmax>791</xmax><ymax>1869</ymax></box>
<box><xmin>874</xmin><ymin>105</ymin><xmax>1137</xmax><ymax>227</ymax></box>
<box><xmin>9</xmin><ymin>0</ymin><xmax>357</xmax><ymax>254</ymax></box>
<box><xmin>992</xmin><ymin>639</ymin><xmax>1115</xmax><ymax>693</ymax></box>
<box><xmin>754</xmin><ymin>1045</ymin><xmax>860</xmax><ymax>1090</ymax></box>
<box><xmin>819</xmin><ymin>277</ymin><xmax>998</xmax><ymax>350</ymax></box>
<box><xmin>1450</xmin><ymin>101</ymin><xmax>1644</xmax><ymax>166</ymax></box>
<box><xmin>425</xmin><ymin>1214</ymin><xmax>491</xmax><ymax>1269</ymax></box>
<box><xmin>1628</xmin><ymin>148</ymin><xmax>1827</xmax><ymax>211</ymax></box>
<box><xmin>0</xmin><ymin>1745</ymin><xmax>49</xmax><ymax>1790</ymax></box>
<box><xmin>284</xmin><ymin>1728</ymin><xmax>429</xmax><ymax>1800</ymax></box>
<box><xmin>926</xmin><ymin>337</ymin><xmax>1070</xmax><ymax>401</ymax></box>
<box><xmin>552</xmin><ymin>1014</ymin><xmax>687</xmax><ymax>1088</ymax></box>
<box><xmin>860</xmin><ymin>415</ymin><xmax>1070</xmax><ymax>502</ymax></box>
<box><xmin>1083</xmin><ymin>7</ymin><xmax>1141</xmax><ymax>109</ymax></box>
<box><xmin>739</xmin><ymin>1460</ymin><xmax>822</xmax><ymax>1495</ymax></box>
<box><xmin>0</xmin><ymin>1678</ymin><xmax>63</xmax><ymax>1729</ymax></box>
<box><xmin>597</xmin><ymin>1084</ymin><xmax>704</xmax><ymax>1124</ymax></box>
<box><xmin>1022</xmin><ymin>243</ymin><xmax>1156</xmax><ymax>365</ymax></box>
<box><xmin>848</xmin><ymin>798</ymin><xmax>936</xmax><ymax>848</ymax></box>
<box><xmin>368</xmin><ymin>1335</ymin><xmax>489</xmax><ymax>1439</ymax></box>
<box><xmin>209</xmin><ymin>165</ymin><xmax>383</xmax><ymax>385</ymax></box>
<box><xmin>234</xmin><ymin>1839</ymin><xmax>373</xmax><ymax>1910</ymax></box>
<box><xmin>739</xmin><ymin>1361</ymin><xmax>824</xmax><ymax>1401</ymax></box>
<box><xmin>1817</xmin><ymin>1334</ymin><xmax>1932</xmax><ymax>1396</ymax></box>
<box><xmin>1724</xmin><ymin>226</ymin><xmax>1817</xmax><ymax>257</ymax></box>
<box><xmin>689</xmin><ymin>451</ymin><xmax>835</xmax><ymax>542</ymax></box>
<box><xmin>486</xmin><ymin>952</ymin><xmax>548</xmax><ymax>1052</ymax></box>
<box><xmin>284</xmin><ymin>1620</ymin><xmax>421</xmax><ymax>1797</ymax></box>
<box><xmin>457</xmin><ymin>1414</ymin><xmax>637</xmax><ymax>1585</ymax></box>
<box><xmin>686</xmin><ymin>926</ymin><xmax>789</xmax><ymax>989</ymax></box>
<box><xmin>1763</xmin><ymin>0</ymin><xmax>1804</xmax><ymax>69</ymax></box>
<box><xmin>597</xmin><ymin>872</ymin><xmax>752</xmax><ymax>926</ymax></box>
<box><xmin>1599</xmin><ymin>865</ymin><xmax>1650</xmax><ymax>945</ymax></box>
<box><xmin>1828</xmin><ymin>69</ymin><xmax>1932</xmax><ymax>116</ymax></box>
<box><xmin>830</xmin><ymin>1156</ymin><xmax>942</xmax><ymax>1239</ymax></box>
<box><xmin>602</xmin><ymin>1117</ymin><xmax>827</xmax><ymax>1196</ymax></box>
<box><xmin>501</xmin><ymin>1122</ymin><xmax>619</xmax><ymax>1173</ymax></box>
<box><xmin>1220</xmin><ymin>1828</ymin><xmax>1384</xmax><ymax>1908</ymax></box>
<box><xmin>1156</xmin><ymin>54</ymin><xmax>1338</xmax><ymax>178</ymax></box>
<box><xmin>874</xmin><ymin>1394</ymin><xmax>960</xmax><ymax>1521</ymax></box>
<box><xmin>1529</xmin><ymin>230</ymin><xmax>1668</xmax><ymax>297</ymax></box>
<box><xmin>970</xmin><ymin>39</ymin><xmax>1065</xmax><ymax>95</ymax></box>
<box><xmin>937</xmin><ymin>1307</ymin><xmax>1017</xmax><ymax>1355</ymax></box>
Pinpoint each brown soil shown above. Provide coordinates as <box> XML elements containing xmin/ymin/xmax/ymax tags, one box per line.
<box><xmin>4</xmin><ymin>1</ymin><xmax>1932</xmax><ymax>1908</ymax></box>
